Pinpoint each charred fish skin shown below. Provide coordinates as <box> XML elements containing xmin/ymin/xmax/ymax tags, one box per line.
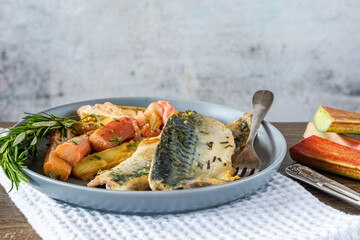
<box><xmin>150</xmin><ymin>111</ymin><xmax>199</xmax><ymax>188</ymax></box>
<box><xmin>149</xmin><ymin>110</ymin><xmax>235</xmax><ymax>190</ymax></box>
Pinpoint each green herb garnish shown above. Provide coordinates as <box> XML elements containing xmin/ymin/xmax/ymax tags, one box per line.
<box><xmin>197</xmin><ymin>162</ymin><xmax>204</xmax><ymax>169</ymax></box>
<box><xmin>93</xmin><ymin>155</ymin><xmax>101</xmax><ymax>160</ymax></box>
<box><xmin>0</xmin><ymin>112</ymin><xmax>78</xmax><ymax>191</ymax></box>
<box><xmin>176</xmin><ymin>128</ymin><xmax>185</xmax><ymax>143</ymax></box>
<box><xmin>110</xmin><ymin>129</ymin><xmax>114</xmax><ymax>133</ymax></box>
<box><xmin>109</xmin><ymin>136</ymin><xmax>122</xmax><ymax>143</ymax></box>
<box><xmin>80</xmin><ymin>114</ymin><xmax>100</xmax><ymax>123</ymax></box>
<box><xmin>139</xmin><ymin>169</ymin><xmax>149</xmax><ymax>174</ymax></box>
<box><xmin>71</xmin><ymin>140</ymin><xmax>80</xmax><ymax>145</ymax></box>
<box><xmin>127</xmin><ymin>144</ymin><xmax>137</xmax><ymax>148</ymax></box>
<box><xmin>48</xmin><ymin>171</ymin><xmax>56</xmax><ymax>179</ymax></box>
<box><xmin>110</xmin><ymin>173</ymin><xmax>120</xmax><ymax>181</ymax></box>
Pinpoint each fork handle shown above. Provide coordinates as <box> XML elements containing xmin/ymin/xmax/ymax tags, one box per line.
<box><xmin>247</xmin><ymin>90</ymin><xmax>274</xmax><ymax>145</ymax></box>
<box><xmin>286</xmin><ymin>164</ymin><xmax>360</xmax><ymax>207</ymax></box>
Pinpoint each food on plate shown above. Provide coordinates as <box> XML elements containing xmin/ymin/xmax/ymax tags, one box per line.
<box><xmin>289</xmin><ymin>135</ymin><xmax>360</xmax><ymax>180</ymax></box>
<box><xmin>149</xmin><ymin>110</ymin><xmax>238</xmax><ymax>190</ymax></box>
<box><xmin>43</xmin><ymin>129</ymin><xmax>75</xmax><ymax>181</ymax></box>
<box><xmin>89</xmin><ymin>117</ymin><xmax>146</xmax><ymax>152</ymax></box>
<box><xmin>143</xmin><ymin>101</ymin><xmax>176</xmax><ymax>129</ymax></box>
<box><xmin>53</xmin><ymin>132</ymin><xmax>92</xmax><ymax>167</ymax></box>
<box><xmin>303</xmin><ymin>122</ymin><xmax>360</xmax><ymax>150</ymax></box>
<box><xmin>314</xmin><ymin>106</ymin><xmax>360</xmax><ymax>134</ymax></box>
<box><xmin>88</xmin><ymin>137</ymin><xmax>159</xmax><ymax>190</ymax></box>
<box><xmin>72</xmin><ymin>139</ymin><xmax>141</xmax><ymax>180</ymax></box>
<box><xmin>77</xmin><ymin>102</ymin><xmax>143</xmax><ymax>122</ymax></box>
<box><xmin>88</xmin><ymin>110</ymin><xmax>251</xmax><ymax>190</ymax></box>
<box><xmin>226</xmin><ymin>112</ymin><xmax>252</xmax><ymax>157</ymax></box>
<box><xmin>0</xmin><ymin>99</ymin><xmax>254</xmax><ymax>191</ymax></box>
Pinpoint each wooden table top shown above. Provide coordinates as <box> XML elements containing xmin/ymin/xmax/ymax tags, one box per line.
<box><xmin>1</xmin><ymin>121</ymin><xmax>360</xmax><ymax>239</ymax></box>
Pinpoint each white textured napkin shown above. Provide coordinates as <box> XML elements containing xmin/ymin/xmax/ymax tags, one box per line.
<box><xmin>1</xmin><ymin>129</ymin><xmax>360</xmax><ymax>240</ymax></box>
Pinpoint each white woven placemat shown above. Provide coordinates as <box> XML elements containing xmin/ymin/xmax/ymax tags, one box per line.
<box><xmin>1</xmin><ymin>129</ymin><xmax>360</xmax><ymax>240</ymax></box>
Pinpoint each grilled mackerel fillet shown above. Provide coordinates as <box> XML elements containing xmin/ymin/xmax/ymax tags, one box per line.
<box><xmin>149</xmin><ymin>111</ymin><xmax>236</xmax><ymax>190</ymax></box>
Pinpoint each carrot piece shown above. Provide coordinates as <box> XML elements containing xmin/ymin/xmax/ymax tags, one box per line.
<box><xmin>53</xmin><ymin>133</ymin><xmax>92</xmax><ymax>167</ymax></box>
<box><xmin>89</xmin><ymin>118</ymin><xmax>141</xmax><ymax>151</ymax></box>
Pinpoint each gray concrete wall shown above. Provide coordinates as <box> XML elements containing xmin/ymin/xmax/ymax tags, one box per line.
<box><xmin>1</xmin><ymin>1</ymin><xmax>360</xmax><ymax>121</ymax></box>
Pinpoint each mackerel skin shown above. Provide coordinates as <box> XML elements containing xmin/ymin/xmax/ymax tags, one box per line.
<box><xmin>149</xmin><ymin>111</ymin><xmax>235</xmax><ymax>190</ymax></box>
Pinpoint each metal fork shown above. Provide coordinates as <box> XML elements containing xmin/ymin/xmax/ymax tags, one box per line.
<box><xmin>232</xmin><ymin>90</ymin><xmax>274</xmax><ymax>177</ymax></box>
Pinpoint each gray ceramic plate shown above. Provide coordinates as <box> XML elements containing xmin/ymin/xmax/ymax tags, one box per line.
<box><xmin>18</xmin><ymin>97</ymin><xmax>286</xmax><ymax>214</ymax></box>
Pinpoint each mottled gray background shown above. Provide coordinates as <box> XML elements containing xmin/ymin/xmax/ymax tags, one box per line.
<box><xmin>1</xmin><ymin>1</ymin><xmax>360</xmax><ymax>122</ymax></box>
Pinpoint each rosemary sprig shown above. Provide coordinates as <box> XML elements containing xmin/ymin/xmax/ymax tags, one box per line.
<box><xmin>0</xmin><ymin>112</ymin><xmax>78</xmax><ymax>191</ymax></box>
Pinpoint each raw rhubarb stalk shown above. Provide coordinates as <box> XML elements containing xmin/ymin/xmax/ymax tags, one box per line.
<box><xmin>303</xmin><ymin>122</ymin><xmax>360</xmax><ymax>150</ymax></box>
<box><xmin>289</xmin><ymin>135</ymin><xmax>360</xmax><ymax>180</ymax></box>
<box><xmin>313</xmin><ymin>106</ymin><xmax>360</xmax><ymax>133</ymax></box>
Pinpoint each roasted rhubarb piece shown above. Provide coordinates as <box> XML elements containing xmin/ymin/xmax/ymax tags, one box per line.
<box><xmin>44</xmin><ymin>146</ymin><xmax>72</xmax><ymax>181</ymax></box>
<box><xmin>303</xmin><ymin>122</ymin><xmax>360</xmax><ymax>150</ymax></box>
<box><xmin>43</xmin><ymin>130</ymin><xmax>75</xmax><ymax>181</ymax></box>
<box><xmin>289</xmin><ymin>135</ymin><xmax>360</xmax><ymax>180</ymax></box>
<box><xmin>53</xmin><ymin>133</ymin><xmax>92</xmax><ymax>167</ymax></box>
<box><xmin>313</xmin><ymin>106</ymin><xmax>360</xmax><ymax>133</ymax></box>
<box><xmin>89</xmin><ymin>118</ymin><xmax>144</xmax><ymax>152</ymax></box>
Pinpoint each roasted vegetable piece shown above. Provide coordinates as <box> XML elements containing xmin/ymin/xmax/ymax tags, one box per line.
<box><xmin>72</xmin><ymin>139</ymin><xmax>141</xmax><ymax>180</ymax></box>
<box><xmin>303</xmin><ymin>122</ymin><xmax>360</xmax><ymax>150</ymax></box>
<box><xmin>289</xmin><ymin>135</ymin><xmax>360</xmax><ymax>180</ymax></box>
<box><xmin>89</xmin><ymin>117</ymin><xmax>146</xmax><ymax>152</ymax></box>
<box><xmin>44</xmin><ymin>148</ymin><xmax>72</xmax><ymax>181</ymax></box>
<box><xmin>143</xmin><ymin>101</ymin><xmax>175</xmax><ymax>129</ymax></box>
<box><xmin>73</xmin><ymin>118</ymin><xmax>113</xmax><ymax>135</ymax></box>
<box><xmin>77</xmin><ymin>102</ymin><xmax>144</xmax><ymax>122</ymax></box>
<box><xmin>43</xmin><ymin>130</ymin><xmax>75</xmax><ymax>181</ymax></box>
<box><xmin>53</xmin><ymin>132</ymin><xmax>92</xmax><ymax>167</ymax></box>
<box><xmin>314</xmin><ymin>106</ymin><xmax>360</xmax><ymax>133</ymax></box>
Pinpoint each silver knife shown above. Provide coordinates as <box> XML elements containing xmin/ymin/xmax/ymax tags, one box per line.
<box><xmin>285</xmin><ymin>164</ymin><xmax>360</xmax><ymax>207</ymax></box>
